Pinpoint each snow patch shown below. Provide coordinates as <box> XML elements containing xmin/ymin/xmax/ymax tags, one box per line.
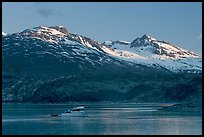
<box><xmin>2</xmin><ymin>32</ymin><xmax>6</xmax><ymax>36</ymax></box>
<box><xmin>64</xmin><ymin>39</ymin><xmax>82</xmax><ymax>45</ymax></box>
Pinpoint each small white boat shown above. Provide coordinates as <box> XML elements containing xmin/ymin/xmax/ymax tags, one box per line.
<box><xmin>51</xmin><ymin>105</ymin><xmax>86</xmax><ymax>117</ymax></box>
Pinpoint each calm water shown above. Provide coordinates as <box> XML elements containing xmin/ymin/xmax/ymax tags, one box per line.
<box><xmin>2</xmin><ymin>102</ymin><xmax>202</xmax><ymax>135</ymax></box>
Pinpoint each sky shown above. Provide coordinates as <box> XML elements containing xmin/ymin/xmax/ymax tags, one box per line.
<box><xmin>2</xmin><ymin>2</ymin><xmax>202</xmax><ymax>56</ymax></box>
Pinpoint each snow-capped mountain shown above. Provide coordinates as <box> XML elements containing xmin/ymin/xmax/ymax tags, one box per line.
<box><xmin>2</xmin><ymin>26</ymin><xmax>202</xmax><ymax>74</ymax></box>
<box><xmin>102</xmin><ymin>34</ymin><xmax>202</xmax><ymax>72</ymax></box>
<box><xmin>2</xmin><ymin>26</ymin><xmax>136</xmax><ymax>76</ymax></box>
<box><xmin>130</xmin><ymin>34</ymin><xmax>199</xmax><ymax>59</ymax></box>
<box><xmin>19</xmin><ymin>26</ymin><xmax>103</xmax><ymax>51</ymax></box>
<box><xmin>2</xmin><ymin>26</ymin><xmax>202</xmax><ymax>103</ymax></box>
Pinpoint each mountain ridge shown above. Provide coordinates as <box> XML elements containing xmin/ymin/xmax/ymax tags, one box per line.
<box><xmin>2</xmin><ymin>26</ymin><xmax>202</xmax><ymax>74</ymax></box>
<box><xmin>2</xmin><ymin>25</ymin><xmax>202</xmax><ymax>104</ymax></box>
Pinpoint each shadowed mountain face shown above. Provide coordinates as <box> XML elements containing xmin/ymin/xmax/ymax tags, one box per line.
<box><xmin>2</xmin><ymin>26</ymin><xmax>202</xmax><ymax>103</ymax></box>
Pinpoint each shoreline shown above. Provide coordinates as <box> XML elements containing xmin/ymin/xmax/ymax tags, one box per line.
<box><xmin>2</xmin><ymin>101</ymin><xmax>201</xmax><ymax>115</ymax></box>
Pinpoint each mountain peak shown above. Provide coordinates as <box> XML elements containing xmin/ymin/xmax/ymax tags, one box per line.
<box><xmin>26</xmin><ymin>25</ymin><xmax>69</xmax><ymax>36</ymax></box>
<box><xmin>141</xmin><ymin>34</ymin><xmax>156</xmax><ymax>41</ymax></box>
<box><xmin>17</xmin><ymin>25</ymin><xmax>72</xmax><ymax>44</ymax></box>
<box><xmin>141</xmin><ymin>34</ymin><xmax>149</xmax><ymax>39</ymax></box>
<box><xmin>130</xmin><ymin>34</ymin><xmax>156</xmax><ymax>48</ymax></box>
<box><xmin>49</xmin><ymin>26</ymin><xmax>69</xmax><ymax>35</ymax></box>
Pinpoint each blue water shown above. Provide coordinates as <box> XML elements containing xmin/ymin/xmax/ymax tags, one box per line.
<box><xmin>2</xmin><ymin>102</ymin><xmax>202</xmax><ymax>135</ymax></box>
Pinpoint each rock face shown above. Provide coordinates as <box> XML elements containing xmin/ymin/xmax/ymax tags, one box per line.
<box><xmin>2</xmin><ymin>26</ymin><xmax>202</xmax><ymax>106</ymax></box>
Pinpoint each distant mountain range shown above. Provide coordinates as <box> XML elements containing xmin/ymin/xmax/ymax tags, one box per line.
<box><xmin>2</xmin><ymin>26</ymin><xmax>201</xmax><ymax>73</ymax></box>
<box><xmin>2</xmin><ymin>26</ymin><xmax>202</xmax><ymax>104</ymax></box>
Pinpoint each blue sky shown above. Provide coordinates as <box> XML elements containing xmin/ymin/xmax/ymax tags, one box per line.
<box><xmin>2</xmin><ymin>2</ymin><xmax>202</xmax><ymax>55</ymax></box>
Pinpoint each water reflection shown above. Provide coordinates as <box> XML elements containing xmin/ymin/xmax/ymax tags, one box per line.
<box><xmin>2</xmin><ymin>103</ymin><xmax>202</xmax><ymax>135</ymax></box>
